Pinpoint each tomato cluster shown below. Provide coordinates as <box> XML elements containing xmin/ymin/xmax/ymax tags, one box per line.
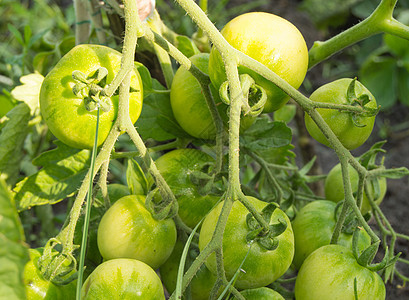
<box><xmin>31</xmin><ymin>7</ymin><xmax>393</xmax><ymax>300</ymax></box>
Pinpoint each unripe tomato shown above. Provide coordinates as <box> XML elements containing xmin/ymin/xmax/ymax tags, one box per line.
<box><xmin>237</xmin><ymin>287</ymin><xmax>284</xmax><ymax>300</ymax></box>
<box><xmin>199</xmin><ymin>196</ymin><xmax>294</xmax><ymax>290</ymax></box>
<box><xmin>292</xmin><ymin>200</ymin><xmax>371</xmax><ymax>269</ymax></box>
<box><xmin>81</xmin><ymin>258</ymin><xmax>165</xmax><ymax>299</ymax></box>
<box><xmin>23</xmin><ymin>249</ymin><xmax>76</xmax><ymax>300</ymax></box>
<box><xmin>155</xmin><ymin>149</ymin><xmax>220</xmax><ymax>228</ymax></box>
<box><xmin>325</xmin><ymin>163</ymin><xmax>387</xmax><ymax>214</ymax></box>
<box><xmin>40</xmin><ymin>44</ymin><xmax>143</xmax><ymax>149</ymax></box>
<box><xmin>304</xmin><ymin>78</ymin><xmax>377</xmax><ymax>150</ymax></box>
<box><xmin>295</xmin><ymin>244</ymin><xmax>386</xmax><ymax>300</ymax></box>
<box><xmin>97</xmin><ymin>195</ymin><xmax>177</xmax><ymax>269</ymax></box>
<box><xmin>209</xmin><ymin>12</ymin><xmax>308</xmax><ymax>112</ymax></box>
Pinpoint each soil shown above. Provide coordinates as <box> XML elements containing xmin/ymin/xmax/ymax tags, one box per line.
<box><xmin>224</xmin><ymin>0</ymin><xmax>409</xmax><ymax>298</ymax></box>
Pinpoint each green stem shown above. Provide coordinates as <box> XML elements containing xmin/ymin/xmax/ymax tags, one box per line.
<box><xmin>76</xmin><ymin>107</ymin><xmax>100</xmax><ymax>300</ymax></box>
<box><xmin>308</xmin><ymin>0</ymin><xmax>403</xmax><ymax>68</ymax></box>
<box><xmin>74</xmin><ymin>0</ymin><xmax>91</xmax><ymax>44</ymax></box>
<box><xmin>97</xmin><ymin>161</ymin><xmax>110</xmax><ymax>208</ymax></box>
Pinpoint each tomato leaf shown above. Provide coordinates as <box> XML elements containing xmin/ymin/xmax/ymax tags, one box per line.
<box><xmin>0</xmin><ymin>103</ymin><xmax>30</xmax><ymax>186</ymax></box>
<box><xmin>126</xmin><ymin>158</ymin><xmax>149</xmax><ymax>195</ymax></box>
<box><xmin>175</xmin><ymin>35</ymin><xmax>200</xmax><ymax>58</ymax></box>
<box><xmin>135</xmin><ymin>79</ymin><xmax>190</xmax><ymax>141</ymax></box>
<box><xmin>359</xmin><ymin>56</ymin><xmax>397</xmax><ymax>110</ymax></box>
<box><xmin>241</xmin><ymin>117</ymin><xmax>292</xmax><ymax>151</ymax></box>
<box><xmin>14</xmin><ymin>141</ymin><xmax>91</xmax><ymax>210</ymax></box>
<box><xmin>0</xmin><ymin>178</ymin><xmax>29</xmax><ymax>300</ymax></box>
<box><xmin>10</xmin><ymin>73</ymin><xmax>44</xmax><ymax>115</ymax></box>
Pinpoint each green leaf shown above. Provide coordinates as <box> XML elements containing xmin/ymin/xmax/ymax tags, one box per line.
<box><xmin>359</xmin><ymin>56</ymin><xmax>397</xmax><ymax>110</ymax></box>
<box><xmin>384</xmin><ymin>33</ymin><xmax>409</xmax><ymax>58</ymax></box>
<box><xmin>176</xmin><ymin>35</ymin><xmax>200</xmax><ymax>58</ymax></box>
<box><xmin>10</xmin><ymin>73</ymin><xmax>44</xmax><ymax>114</ymax></box>
<box><xmin>23</xmin><ymin>25</ymin><xmax>32</xmax><ymax>47</ymax></box>
<box><xmin>0</xmin><ymin>103</ymin><xmax>30</xmax><ymax>185</ymax></box>
<box><xmin>0</xmin><ymin>178</ymin><xmax>29</xmax><ymax>300</ymax></box>
<box><xmin>8</xmin><ymin>24</ymin><xmax>24</xmax><ymax>47</ymax></box>
<box><xmin>14</xmin><ymin>141</ymin><xmax>91</xmax><ymax>210</ymax></box>
<box><xmin>241</xmin><ymin>117</ymin><xmax>292</xmax><ymax>151</ymax></box>
<box><xmin>134</xmin><ymin>62</ymin><xmax>152</xmax><ymax>93</ymax></box>
<box><xmin>397</xmin><ymin>67</ymin><xmax>409</xmax><ymax>106</ymax></box>
<box><xmin>33</xmin><ymin>51</ymin><xmax>55</xmax><ymax>75</ymax></box>
<box><xmin>126</xmin><ymin>158</ymin><xmax>149</xmax><ymax>195</ymax></box>
<box><xmin>135</xmin><ymin>79</ymin><xmax>190</xmax><ymax>141</ymax></box>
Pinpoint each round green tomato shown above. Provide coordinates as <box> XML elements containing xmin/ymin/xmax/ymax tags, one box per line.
<box><xmin>292</xmin><ymin>200</ymin><xmax>371</xmax><ymax>269</ymax></box>
<box><xmin>237</xmin><ymin>287</ymin><xmax>284</xmax><ymax>300</ymax></box>
<box><xmin>40</xmin><ymin>44</ymin><xmax>143</xmax><ymax>149</ymax></box>
<box><xmin>160</xmin><ymin>240</ymin><xmax>216</xmax><ymax>300</ymax></box>
<box><xmin>171</xmin><ymin>53</ymin><xmax>220</xmax><ymax>140</ymax></box>
<box><xmin>295</xmin><ymin>244</ymin><xmax>386</xmax><ymax>300</ymax></box>
<box><xmin>97</xmin><ymin>195</ymin><xmax>177</xmax><ymax>269</ymax></box>
<box><xmin>155</xmin><ymin>149</ymin><xmax>220</xmax><ymax>228</ymax></box>
<box><xmin>171</xmin><ymin>53</ymin><xmax>254</xmax><ymax>140</ymax></box>
<box><xmin>23</xmin><ymin>249</ymin><xmax>76</xmax><ymax>300</ymax></box>
<box><xmin>304</xmin><ymin>78</ymin><xmax>377</xmax><ymax>150</ymax></box>
<box><xmin>325</xmin><ymin>163</ymin><xmax>387</xmax><ymax>214</ymax></box>
<box><xmin>208</xmin><ymin>12</ymin><xmax>308</xmax><ymax>113</ymax></box>
<box><xmin>81</xmin><ymin>258</ymin><xmax>165</xmax><ymax>299</ymax></box>
<box><xmin>199</xmin><ymin>196</ymin><xmax>294</xmax><ymax>289</ymax></box>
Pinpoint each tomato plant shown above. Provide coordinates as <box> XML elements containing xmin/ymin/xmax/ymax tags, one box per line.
<box><xmin>304</xmin><ymin>78</ymin><xmax>378</xmax><ymax>150</ymax></box>
<box><xmin>208</xmin><ymin>12</ymin><xmax>309</xmax><ymax>112</ymax></box>
<box><xmin>154</xmin><ymin>148</ymin><xmax>220</xmax><ymax>228</ymax></box>
<box><xmin>81</xmin><ymin>258</ymin><xmax>165</xmax><ymax>299</ymax></box>
<box><xmin>160</xmin><ymin>239</ymin><xmax>217</xmax><ymax>300</ymax></box>
<box><xmin>199</xmin><ymin>196</ymin><xmax>294</xmax><ymax>290</ymax></box>
<box><xmin>292</xmin><ymin>200</ymin><xmax>371</xmax><ymax>269</ymax></box>
<box><xmin>40</xmin><ymin>44</ymin><xmax>143</xmax><ymax>149</ymax></box>
<box><xmin>295</xmin><ymin>244</ymin><xmax>386</xmax><ymax>300</ymax></box>
<box><xmin>97</xmin><ymin>195</ymin><xmax>177</xmax><ymax>270</ymax></box>
<box><xmin>325</xmin><ymin>163</ymin><xmax>387</xmax><ymax>214</ymax></box>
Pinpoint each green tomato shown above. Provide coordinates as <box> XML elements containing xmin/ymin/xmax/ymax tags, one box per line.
<box><xmin>325</xmin><ymin>163</ymin><xmax>387</xmax><ymax>214</ymax></box>
<box><xmin>23</xmin><ymin>249</ymin><xmax>76</xmax><ymax>300</ymax></box>
<box><xmin>304</xmin><ymin>78</ymin><xmax>377</xmax><ymax>150</ymax></box>
<box><xmin>295</xmin><ymin>244</ymin><xmax>386</xmax><ymax>300</ymax></box>
<box><xmin>160</xmin><ymin>240</ymin><xmax>217</xmax><ymax>300</ymax></box>
<box><xmin>97</xmin><ymin>195</ymin><xmax>177</xmax><ymax>269</ymax></box>
<box><xmin>237</xmin><ymin>287</ymin><xmax>284</xmax><ymax>300</ymax></box>
<box><xmin>208</xmin><ymin>12</ymin><xmax>308</xmax><ymax>113</ymax></box>
<box><xmin>40</xmin><ymin>44</ymin><xmax>143</xmax><ymax>149</ymax></box>
<box><xmin>199</xmin><ymin>196</ymin><xmax>294</xmax><ymax>290</ymax></box>
<box><xmin>155</xmin><ymin>149</ymin><xmax>220</xmax><ymax>228</ymax></box>
<box><xmin>171</xmin><ymin>53</ymin><xmax>254</xmax><ymax>140</ymax></box>
<box><xmin>81</xmin><ymin>258</ymin><xmax>165</xmax><ymax>299</ymax></box>
<box><xmin>292</xmin><ymin>200</ymin><xmax>371</xmax><ymax>269</ymax></box>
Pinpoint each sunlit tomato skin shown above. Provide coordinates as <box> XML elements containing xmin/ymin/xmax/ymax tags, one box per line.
<box><xmin>295</xmin><ymin>244</ymin><xmax>386</xmax><ymax>300</ymax></box>
<box><xmin>199</xmin><ymin>196</ymin><xmax>294</xmax><ymax>290</ymax></box>
<box><xmin>325</xmin><ymin>163</ymin><xmax>387</xmax><ymax>214</ymax></box>
<box><xmin>291</xmin><ymin>200</ymin><xmax>371</xmax><ymax>269</ymax></box>
<box><xmin>23</xmin><ymin>249</ymin><xmax>76</xmax><ymax>300</ymax></box>
<box><xmin>237</xmin><ymin>287</ymin><xmax>285</xmax><ymax>300</ymax></box>
<box><xmin>81</xmin><ymin>258</ymin><xmax>165</xmax><ymax>299</ymax></box>
<box><xmin>208</xmin><ymin>12</ymin><xmax>309</xmax><ymax>113</ymax></box>
<box><xmin>155</xmin><ymin>149</ymin><xmax>220</xmax><ymax>228</ymax></box>
<box><xmin>40</xmin><ymin>44</ymin><xmax>143</xmax><ymax>149</ymax></box>
<box><xmin>160</xmin><ymin>240</ymin><xmax>217</xmax><ymax>300</ymax></box>
<box><xmin>97</xmin><ymin>195</ymin><xmax>177</xmax><ymax>270</ymax></box>
<box><xmin>304</xmin><ymin>78</ymin><xmax>377</xmax><ymax>150</ymax></box>
<box><xmin>171</xmin><ymin>53</ymin><xmax>254</xmax><ymax>140</ymax></box>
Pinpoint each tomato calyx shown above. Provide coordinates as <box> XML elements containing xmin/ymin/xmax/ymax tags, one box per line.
<box><xmin>351</xmin><ymin>228</ymin><xmax>400</xmax><ymax>272</ymax></box>
<box><xmin>36</xmin><ymin>238</ymin><xmax>78</xmax><ymax>285</ymax></box>
<box><xmin>245</xmin><ymin>203</ymin><xmax>288</xmax><ymax>250</ymax></box>
<box><xmin>219</xmin><ymin>74</ymin><xmax>267</xmax><ymax>117</ymax></box>
<box><xmin>145</xmin><ymin>188</ymin><xmax>179</xmax><ymax>220</ymax></box>
<box><xmin>346</xmin><ymin>78</ymin><xmax>380</xmax><ymax>128</ymax></box>
<box><xmin>72</xmin><ymin>67</ymin><xmax>112</xmax><ymax>113</ymax></box>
